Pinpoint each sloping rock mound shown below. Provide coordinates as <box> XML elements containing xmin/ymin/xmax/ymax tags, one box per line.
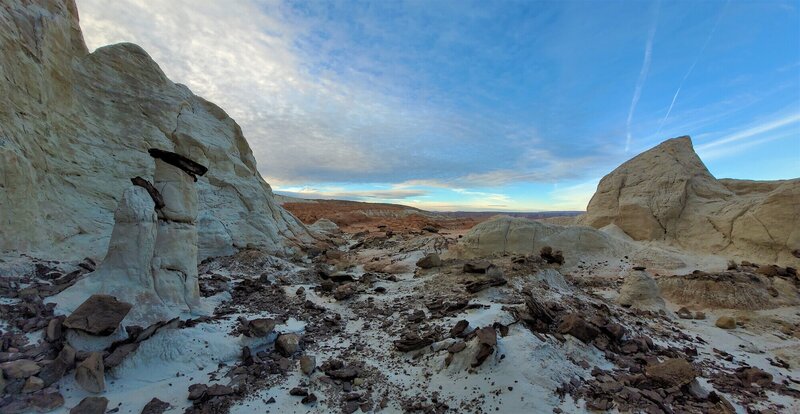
<box><xmin>453</xmin><ymin>216</ymin><xmax>627</xmax><ymax>266</ymax></box>
<box><xmin>658</xmin><ymin>270</ymin><xmax>800</xmax><ymax>310</ymax></box>
<box><xmin>0</xmin><ymin>0</ymin><xmax>313</xmax><ymax>261</ymax></box>
<box><xmin>578</xmin><ymin>136</ymin><xmax>800</xmax><ymax>266</ymax></box>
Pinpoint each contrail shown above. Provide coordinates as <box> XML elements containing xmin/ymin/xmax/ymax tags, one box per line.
<box><xmin>655</xmin><ymin>1</ymin><xmax>729</xmax><ymax>138</ymax></box>
<box><xmin>626</xmin><ymin>4</ymin><xmax>660</xmax><ymax>152</ymax></box>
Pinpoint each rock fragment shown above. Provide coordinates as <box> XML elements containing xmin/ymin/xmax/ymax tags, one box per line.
<box><xmin>70</xmin><ymin>397</ymin><xmax>108</xmax><ymax>414</ymax></box>
<box><xmin>75</xmin><ymin>352</ymin><xmax>105</xmax><ymax>393</ymax></box>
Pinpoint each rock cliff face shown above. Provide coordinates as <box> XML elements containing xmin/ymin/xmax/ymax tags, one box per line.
<box><xmin>0</xmin><ymin>0</ymin><xmax>312</xmax><ymax>260</ymax></box>
<box><xmin>579</xmin><ymin>137</ymin><xmax>799</xmax><ymax>266</ymax></box>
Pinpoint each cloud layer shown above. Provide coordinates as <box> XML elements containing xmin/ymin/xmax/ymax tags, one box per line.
<box><xmin>75</xmin><ymin>0</ymin><xmax>800</xmax><ymax>210</ymax></box>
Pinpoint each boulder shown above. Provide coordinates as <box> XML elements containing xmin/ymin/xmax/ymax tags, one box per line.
<box><xmin>75</xmin><ymin>352</ymin><xmax>105</xmax><ymax>393</ymax></box>
<box><xmin>617</xmin><ymin>269</ymin><xmax>666</xmax><ymax>311</ymax></box>
<box><xmin>715</xmin><ymin>316</ymin><xmax>737</xmax><ymax>330</ymax></box>
<box><xmin>63</xmin><ymin>294</ymin><xmax>132</xmax><ymax>336</ymax></box>
<box><xmin>416</xmin><ymin>253</ymin><xmax>442</xmax><ymax>269</ymax></box>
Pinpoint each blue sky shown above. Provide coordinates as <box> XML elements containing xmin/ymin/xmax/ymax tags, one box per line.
<box><xmin>77</xmin><ymin>0</ymin><xmax>799</xmax><ymax>211</ymax></box>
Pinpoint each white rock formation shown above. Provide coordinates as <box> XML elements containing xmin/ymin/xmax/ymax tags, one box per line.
<box><xmin>0</xmin><ymin>0</ymin><xmax>314</xmax><ymax>262</ymax></box>
<box><xmin>617</xmin><ymin>269</ymin><xmax>666</xmax><ymax>311</ymax></box>
<box><xmin>454</xmin><ymin>216</ymin><xmax>627</xmax><ymax>266</ymax></box>
<box><xmin>578</xmin><ymin>137</ymin><xmax>799</xmax><ymax>266</ymax></box>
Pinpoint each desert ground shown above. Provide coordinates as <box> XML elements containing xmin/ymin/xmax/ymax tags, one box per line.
<box><xmin>1</xmin><ymin>1</ymin><xmax>799</xmax><ymax>414</ymax></box>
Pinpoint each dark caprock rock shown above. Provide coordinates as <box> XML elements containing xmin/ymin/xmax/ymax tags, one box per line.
<box><xmin>148</xmin><ymin>148</ymin><xmax>209</xmax><ymax>180</ymax></box>
<box><xmin>63</xmin><ymin>294</ymin><xmax>132</xmax><ymax>336</ymax></box>
<box><xmin>130</xmin><ymin>176</ymin><xmax>165</xmax><ymax>209</ymax></box>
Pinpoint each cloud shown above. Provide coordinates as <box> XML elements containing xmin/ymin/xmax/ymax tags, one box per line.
<box><xmin>626</xmin><ymin>4</ymin><xmax>659</xmax><ymax>152</ymax></box>
<box><xmin>74</xmin><ymin>0</ymin><xmax>611</xmax><ymax>187</ymax></box>
<box><xmin>696</xmin><ymin>112</ymin><xmax>800</xmax><ymax>151</ymax></box>
<box><xmin>656</xmin><ymin>1</ymin><xmax>728</xmax><ymax>137</ymax></box>
<box><xmin>274</xmin><ymin>187</ymin><xmax>429</xmax><ymax>201</ymax></box>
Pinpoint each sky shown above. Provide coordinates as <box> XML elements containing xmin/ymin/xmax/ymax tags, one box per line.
<box><xmin>76</xmin><ymin>0</ymin><xmax>800</xmax><ymax>211</ymax></box>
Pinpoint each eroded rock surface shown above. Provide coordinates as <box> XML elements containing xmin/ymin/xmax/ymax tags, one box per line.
<box><xmin>579</xmin><ymin>136</ymin><xmax>800</xmax><ymax>266</ymax></box>
<box><xmin>0</xmin><ymin>0</ymin><xmax>313</xmax><ymax>262</ymax></box>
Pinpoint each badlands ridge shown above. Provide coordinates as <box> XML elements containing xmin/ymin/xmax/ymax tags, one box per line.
<box><xmin>0</xmin><ymin>1</ymin><xmax>799</xmax><ymax>413</ymax></box>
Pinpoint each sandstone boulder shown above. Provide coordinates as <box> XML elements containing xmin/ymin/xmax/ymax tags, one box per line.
<box><xmin>617</xmin><ymin>269</ymin><xmax>666</xmax><ymax>311</ymax></box>
<box><xmin>70</xmin><ymin>397</ymin><xmax>108</xmax><ymax>414</ymax></box>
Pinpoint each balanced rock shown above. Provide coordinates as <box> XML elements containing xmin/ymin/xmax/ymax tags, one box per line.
<box><xmin>63</xmin><ymin>294</ymin><xmax>132</xmax><ymax>336</ymax></box>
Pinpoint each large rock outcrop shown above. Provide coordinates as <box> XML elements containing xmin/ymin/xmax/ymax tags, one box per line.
<box><xmin>0</xmin><ymin>0</ymin><xmax>313</xmax><ymax>261</ymax></box>
<box><xmin>579</xmin><ymin>137</ymin><xmax>799</xmax><ymax>266</ymax></box>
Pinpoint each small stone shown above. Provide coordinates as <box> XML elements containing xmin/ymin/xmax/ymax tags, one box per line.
<box><xmin>188</xmin><ymin>383</ymin><xmax>208</xmax><ymax>400</ymax></box>
<box><xmin>450</xmin><ymin>320</ymin><xmax>469</xmax><ymax>337</ymax></box>
<box><xmin>75</xmin><ymin>352</ymin><xmax>105</xmax><ymax>393</ymax></box>
<box><xmin>694</xmin><ymin>311</ymin><xmax>706</xmax><ymax>320</ymax></box>
<box><xmin>676</xmin><ymin>307</ymin><xmax>693</xmax><ymax>319</ymax></box>
<box><xmin>206</xmin><ymin>384</ymin><xmax>234</xmax><ymax>396</ymax></box>
<box><xmin>249</xmin><ymin>318</ymin><xmax>276</xmax><ymax>337</ymax></box>
<box><xmin>46</xmin><ymin>317</ymin><xmax>64</xmax><ymax>342</ymax></box>
<box><xmin>448</xmin><ymin>341</ymin><xmax>466</xmax><ymax>353</ymax></box>
<box><xmin>301</xmin><ymin>393</ymin><xmax>317</xmax><ymax>404</ymax></box>
<box><xmin>275</xmin><ymin>333</ymin><xmax>301</xmax><ymax>356</ymax></box>
<box><xmin>333</xmin><ymin>283</ymin><xmax>356</xmax><ymax>301</ymax></box>
<box><xmin>300</xmin><ymin>355</ymin><xmax>316</xmax><ymax>375</ymax></box>
<box><xmin>715</xmin><ymin>316</ymin><xmax>736</xmax><ymax>330</ymax></box>
<box><xmin>70</xmin><ymin>396</ymin><xmax>109</xmax><ymax>414</ymax></box>
<box><xmin>290</xmin><ymin>387</ymin><xmax>308</xmax><ymax>396</ymax></box>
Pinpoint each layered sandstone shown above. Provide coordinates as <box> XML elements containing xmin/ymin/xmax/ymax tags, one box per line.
<box><xmin>579</xmin><ymin>137</ymin><xmax>799</xmax><ymax>266</ymax></box>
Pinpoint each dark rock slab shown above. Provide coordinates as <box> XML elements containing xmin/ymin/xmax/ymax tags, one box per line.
<box><xmin>63</xmin><ymin>294</ymin><xmax>132</xmax><ymax>336</ymax></box>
